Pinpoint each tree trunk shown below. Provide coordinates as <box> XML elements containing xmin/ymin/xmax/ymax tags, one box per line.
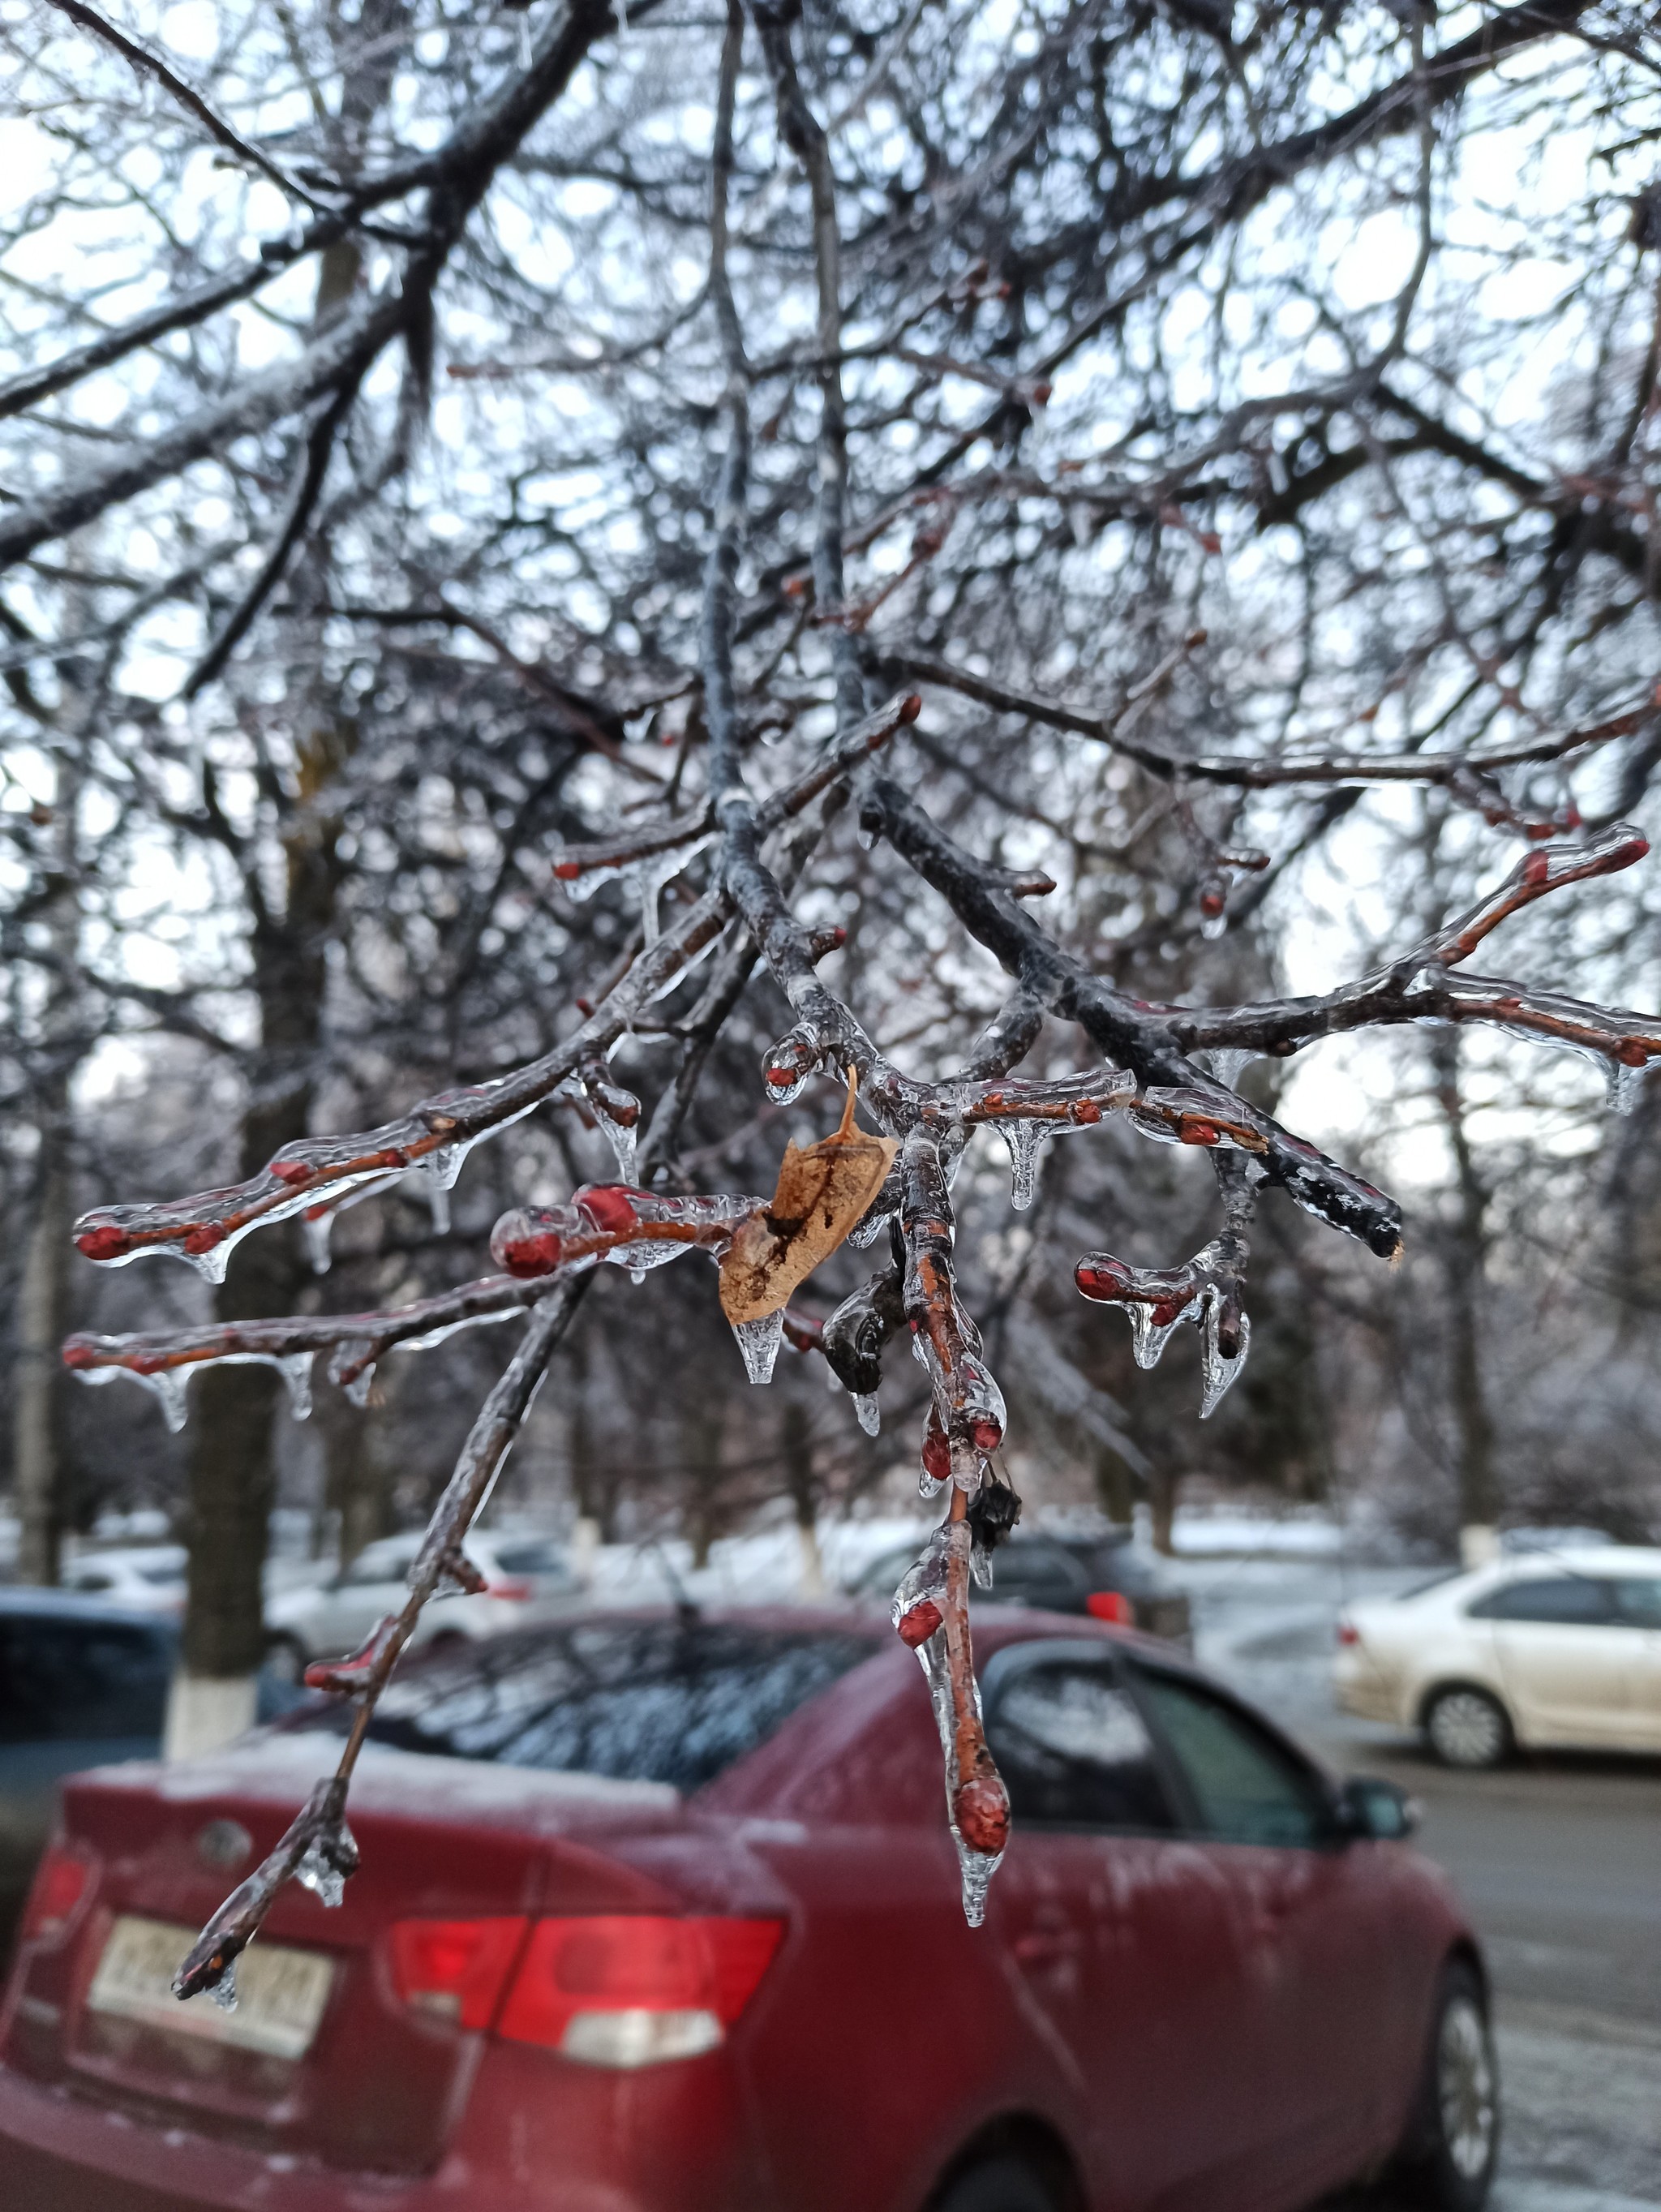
<box><xmin>1431</xmin><ymin>1036</ymin><xmax>1499</xmax><ymax>1538</ymax></box>
<box><xmin>1091</xmin><ymin>1441</ymin><xmax>1136</xmax><ymax>1530</ymax></box>
<box><xmin>781</xmin><ymin>1399</ymin><xmax>824</xmax><ymax>1596</ymax></box>
<box><xmin>13</xmin><ymin>747</ymin><xmax>82</xmax><ymax>1587</ymax></box>
<box><xmin>1149</xmin><ymin>1467</ymin><xmax>1181</xmax><ymax>1557</ymax></box>
<box><xmin>168</xmin><ymin>727</ymin><xmax>346</xmax><ymax>1757</ymax></box>
<box><xmin>14</xmin><ymin>1118</ymin><xmax>73</xmax><ymax>1587</ymax></box>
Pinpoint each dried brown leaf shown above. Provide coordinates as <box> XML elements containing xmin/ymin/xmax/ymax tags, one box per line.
<box><xmin>719</xmin><ymin>1072</ymin><xmax>898</xmax><ymax>1323</ymax></box>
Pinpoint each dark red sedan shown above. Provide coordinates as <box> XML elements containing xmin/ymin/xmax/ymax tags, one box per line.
<box><xmin>1</xmin><ymin>1609</ymin><xmax>1497</xmax><ymax>2212</ymax></box>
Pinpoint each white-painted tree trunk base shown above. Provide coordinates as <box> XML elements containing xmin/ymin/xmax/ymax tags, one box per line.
<box><xmin>572</xmin><ymin>1516</ymin><xmax>601</xmax><ymax>1587</ymax></box>
<box><xmin>164</xmin><ymin>1671</ymin><xmax>259</xmax><ymax>1762</ymax></box>
<box><xmin>1460</xmin><ymin>1523</ymin><xmax>1500</xmax><ymax>1569</ymax></box>
<box><xmin>796</xmin><ymin>1521</ymin><xmax>826</xmax><ymax>1598</ymax></box>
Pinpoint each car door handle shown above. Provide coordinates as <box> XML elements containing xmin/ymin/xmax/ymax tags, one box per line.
<box><xmin>1013</xmin><ymin>1929</ymin><xmax>1084</xmax><ymax>1965</ymax></box>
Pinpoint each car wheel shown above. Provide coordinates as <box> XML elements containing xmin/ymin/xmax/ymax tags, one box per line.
<box><xmin>930</xmin><ymin>2157</ymin><xmax>1058</xmax><ymax>2212</ymax></box>
<box><xmin>1423</xmin><ymin>1686</ymin><xmax>1511</xmax><ymax>1769</ymax></box>
<box><xmin>264</xmin><ymin>1634</ymin><xmax>308</xmax><ymax>1686</ymax></box>
<box><xmin>1391</xmin><ymin>1962</ymin><xmax>1500</xmax><ymax>2209</ymax></box>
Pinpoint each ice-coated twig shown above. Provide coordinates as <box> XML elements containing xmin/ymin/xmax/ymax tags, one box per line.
<box><xmin>1075</xmin><ymin>1153</ymin><xmax>1256</xmax><ymax>1415</ymax></box>
<box><xmin>174</xmin><ymin>1776</ymin><xmax>358</xmax><ymax>2000</ymax></box>
<box><xmin>174</xmin><ymin>1282</ymin><xmax>582</xmax><ymax>2002</ymax></box>
<box><xmin>880</xmin><ymin>652</ymin><xmax>1659</xmax><ymax>792</ymax></box>
<box><xmin>70</xmin><ymin>694</ymin><xmax>921</xmax><ymax>1286</ymax></box>
<box><xmin>61</xmin><ymin>1273</ymin><xmax>557</xmax><ymax>1398</ymax></box>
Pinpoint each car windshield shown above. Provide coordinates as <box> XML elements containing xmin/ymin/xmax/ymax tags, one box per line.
<box><xmin>286</xmin><ymin>1617</ymin><xmax>878</xmax><ymax>1792</ymax></box>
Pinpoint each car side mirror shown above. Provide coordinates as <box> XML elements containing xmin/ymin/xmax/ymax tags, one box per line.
<box><xmin>1337</xmin><ymin>1775</ymin><xmax>1419</xmax><ymax>1843</ymax></box>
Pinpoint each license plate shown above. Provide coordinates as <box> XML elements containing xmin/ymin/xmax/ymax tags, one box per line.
<box><xmin>87</xmin><ymin>1915</ymin><xmax>335</xmax><ymax>2062</ymax></box>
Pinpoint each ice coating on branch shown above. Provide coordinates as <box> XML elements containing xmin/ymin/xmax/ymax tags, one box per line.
<box><xmin>848</xmin><ymin>1204</ymin><xmax>894</xmax><ymax>1248</ymax></box>
<box><xmin>893</xmin><ymin>1524</ymin><xmax>1006</xmax><ymax>1925</ymax></box>
<box><xmin>1124</xmin><ymin>1084</ymin><xmax>1263</xmax><ymax>1151</ymax></box>
<box><xmin>998</xmin><ymin>1119</ymin><xmax>1048</xmax><ymax>1209</ymax></box>
<box><xmin>489</xmin><ymin>1185</ymin><xmax>762</xmax><ymax>1279</ymax></box>
<box><xmin>209</xmin><ymin>1957</ymin><xmax>238</xmax><ymax>2012</ymax></box>
<box><xmin>1130</xmin><ymin>1303</ymin><xmax>1191</xmax><ymax>1371</ymax></box>
<box><xmin>68</xmin><ymin>1344</ymin><xmax>323</xmax><ymax>1431</ymax></box>
<box><xmin>853</xmin><ymin>1391</ymin><xmax>881</xmax><ymax>1437</ymax></box>
<box><xmin>730</xmin><ymin>1308</ymin><xmax>785</xmax><ymax>1384</ymax></box>
<box><xmin>762</xmin><ymin>1023</ymin><xmax>822</xmax><ymax>1106</ymax></box>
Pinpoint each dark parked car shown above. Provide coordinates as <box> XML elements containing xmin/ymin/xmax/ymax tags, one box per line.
<box><xmin>0</xmin><ymin>1594</ymin><xmax>178</xmax><ymax>1952</ymax></box>
<box><xmin>2</xmin><ymin>1607</ymin><xmax>1495</xmax><ymax>2212</ymax></box>
<box><xmin>852</xmin><ymin>1530</ymin><xmax>1192</xmax><ymax>1645</ymax></box>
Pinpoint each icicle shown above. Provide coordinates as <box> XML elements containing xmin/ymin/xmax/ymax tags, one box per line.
<box><xmin>279</xmin><ymin>1352</ymin><xmax>314</xmax><ymax>1422</ymax></box>
<box><xmin>1200</xmin><ymin>908</ymin><xmax>1228</xmax><ymax>943</ymax></box>
<box><xmin>344</xmin><ymin>1364</ymin><xmax>376</xmax><ymax>1409</ymax></box>
<box><xmin>209</xmin><ymin>1956</ymin><xmax>238</xmax><ymax>2012</ymax></box>
<box><xmin>424</xmin><ymin>1180</ymin><xmax>452</xmax><ymax>1237</ymax></box>
<box><xmin>178</xmin><ymin>1239</ymin><xmax>233</xmax><ymax>1286</ymax></box>
<box><xmin>294</xmin><ymin>1834</ymin><xmax>354</xmax><ymax>1909</ymax></box>
<box><xmin>730</xmin><ymin>1309</ymin><xmax>785</xmax><ymax>1385</ymax></box>
<box><xmin>599</xmin><ymin>1111</ymin><xmax>637</xmax><ymax>1183</ymax></box>
<box><xmin>633</xmin><ymin>850</ymin><xmax>683</xmax><ymax>947</ymax></box>
<box><xmin>1199</xmin><ymin>1297</ymin><xmax>1250</xmax><ymax>1419</ymax></box>
<box><xmin>1208</xmin><ymin>1048</ymin><xmax>1252</xmax><ymax>1090</ymax></box>
<box><xmin>853</xmin><ymin>1391</ymin><xmax>881</xmax><ymax>1437</ymax></box>
<box><xmin>998</xmin><ymin>1119</ymin><xmax>1048</xmax><ymax>1209</ymax></box>
<box><xmin>1606</xmin><ymin>1059</ymin><xmax>1645</xmax><ymax>1115</ymax></box>
<box><xmin>856</xmin><ymin>822</ymin><xmax>877</xmax><ymax>852</ymax></box>
<box><xmin>303</xmin><ymin>1211</ymin><xmax>333</xmax><ymax>1275</ymax></box>
<box><xmin>1128</xmin><ymin>1304</ymin><xmax>1189</xmax><ymax>1372</ymax></box>
<box><xmin>139</xmin><ymin>1368</ymin><xmax>191</xmax><ymax>1433</ymax></box>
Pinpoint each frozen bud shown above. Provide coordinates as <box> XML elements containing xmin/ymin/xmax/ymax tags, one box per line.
<box><xmin>576</xmin><ymin>1185</ymin><xmax>641</xmax><ymax>1235</ymax></box>
<box><xmin>897</xmin><ymin>1599</ymin><xmax>943</xmax><ymax>1648</ymax></box>
<box><xmin>762</xmin><ymin>1024</ymin><xmax>821</xmax><ymax>1106</ymax></box>
<box><xmin>1075</xmin><ymin>1255</ymin><xmax>1135</xmax><ymax>1302</ymax></box>
<box><xmin>921</xmin><ymin>1406</ymin><xmax>951</xmax><ymax>1484</ymax></box>
<box><xmin>269</xmin><ymin>1159</ymin><xmax>315</xmax><ymax>1186</ymax></box>
<box><xmin>75</xmin><ymin>1222</ymin><xmax>133</xmax><ymax>1263</ymax></box>
<box><xmin>490</xmin><ymin>1208</ymin><xmax>568</xmax><ymax>1278</ymax></box>
<box><xmin>952</xmin><ymin>1773</ymin><xmax>1011</xmax><ymax>1855</ymax></box>
<box><xmin>1198</xmin><ymin>876</ymin><xmax>1227</xmax><ymax>919</ymax></box>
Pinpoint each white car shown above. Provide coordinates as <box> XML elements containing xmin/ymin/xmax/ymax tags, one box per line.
<box><xmin>264</xmin><ymin>1531</ymin><xmax>580</xmax><ymax>1682</ymax></box>
<box><xmin>1336</xmin><ymin>1545</ymin><xmax>1661</xmax><ymax>1766</ymax></box>
<box><xmin>57</xmin><ymin>1546</ymin><xmax>187</xmax><ymax>1613</ymax></box>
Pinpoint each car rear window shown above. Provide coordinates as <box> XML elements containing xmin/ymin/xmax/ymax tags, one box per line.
<box><xmin>1466</xmin><ymin>1576</ymin><xmax>1616</xmax><ymax>1624</ymax></box>
<box><xmin>0</xmin><ymin>1615</ymin><xmax>175</xmax><ymax>1742</ymax></box>
<box><xmin>289</xmin><ymin>1619</ymin><xmax>878</xmax><ymax>1792</ymax></box>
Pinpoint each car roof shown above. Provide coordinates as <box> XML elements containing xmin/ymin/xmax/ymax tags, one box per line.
<box><xmin>1493</xmin><ymin>1545</ymin><xmax>1661</xmax><ymax>1574</ymax></box>
<box><xmin>0</xmin><ymin>1587</ymin><xmax>179</xmax><ymax>1627</ymax></box>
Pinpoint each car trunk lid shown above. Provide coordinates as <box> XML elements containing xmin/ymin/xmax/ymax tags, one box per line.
<box><xmin>6</xmin><ymin>1734</ymin><xmax>683</xmax><ymax>2175</ymax></box>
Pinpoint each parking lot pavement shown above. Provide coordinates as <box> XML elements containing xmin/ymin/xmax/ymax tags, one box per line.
<box><xmin>1178</xmin><ymin>1556</ymin><xmax>1661</xmax><ymax>2211</ymax></box>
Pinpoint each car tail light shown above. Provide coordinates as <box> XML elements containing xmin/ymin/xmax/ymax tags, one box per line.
<box><xmin>496</xmin><ymin>1916</ymin><xmax>783</xmax><ymax>2069</ymax></box>
<box><xmin>389</xmin><ymin>1918</ymin><xmax>530</xmax><ymax>2027</ymax></box>
<box><xmin>1086</xmin><ymin>1590</ymin><xmax>1133</xmax><ymax>1625</ymax></box>
<box><xmin>1336</xmin><ymin>1621</ymin><xmax>1360</xmax><ymax>1646</ymax></box>
<box><xmin>20</xmin><ymin>1845</ymin><xmax>94</xmax><ymax>1943</ymax></box>
<box><xmin>484</xmin><ymin>1577</ymin><xmax>534</xmax><ymax>1600</ymax></box>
